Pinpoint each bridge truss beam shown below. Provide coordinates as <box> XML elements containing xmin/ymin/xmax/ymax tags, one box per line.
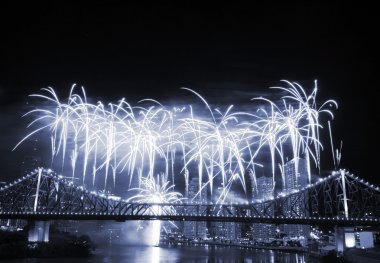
<box><xmin>1</xmin><ymin>168</ymin><xmax>380</xmax><ymax>226</ymax></box>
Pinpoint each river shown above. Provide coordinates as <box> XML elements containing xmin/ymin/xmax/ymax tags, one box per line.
<box><xmin>2</xmin><ymin>243</ymin><xmax>321</xmax><ymax>263</ymax></box>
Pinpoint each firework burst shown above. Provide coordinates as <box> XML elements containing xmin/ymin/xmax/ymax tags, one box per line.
<box><xmin>14</xmin><ymin>80</ymin><xmax>337</xmax><ymax>202</ymax></box>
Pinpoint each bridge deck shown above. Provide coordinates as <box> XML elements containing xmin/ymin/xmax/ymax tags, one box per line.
<box><xmin>1</xmin><ymin>211</ymin><xmax>379</xmax><ymax>226</ymax></box>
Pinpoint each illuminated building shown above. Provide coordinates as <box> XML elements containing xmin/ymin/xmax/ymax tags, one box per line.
<box><xmin>183</xmin><ymin>177</ymin><xmax>207</xmax><ymax>239</ymax></box>
<box><xmin>210</xmin><ymin>189</ymin><xmax>241</xmax><ymax>241</ymax></box>
<box><xmin>252</xmin><ymin>176</ymin><xmax>275</xmax><ymax>242</ymax></box>
<box><xmin>282</xmin><ymin>158</ymin><xmax>310</xmax><ymax>245</ymax></box>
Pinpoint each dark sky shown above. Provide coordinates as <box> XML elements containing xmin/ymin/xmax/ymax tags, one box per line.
<box><xmin>0</xmin><ymin>2</ymin><xmax>378</xmax><ymax>185</ymax></box>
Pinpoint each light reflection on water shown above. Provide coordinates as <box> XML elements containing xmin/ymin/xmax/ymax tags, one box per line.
<box><xmin>2</xmin><ymin>244</ymin><xmax>318</xmax><ymax>263</ymax></box>
<box><xmin>151</xmin><ymin>246</ymin><xmax>160</xmax><ymax>263</ymax></box>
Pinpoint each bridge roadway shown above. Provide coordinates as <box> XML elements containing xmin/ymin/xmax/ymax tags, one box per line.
<box><xmin>1</xmin><ymin>209</ymin><xmax>379</xmax><ymax>226</ymax></box>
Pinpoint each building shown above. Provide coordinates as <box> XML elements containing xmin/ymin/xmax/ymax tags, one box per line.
<box><xmin>226</xmin><ymin>219</ymin><xmax>241</xmax><ymax>241</ymax></box>
<box><xmin>224</xmin><ymin>191</ymin><xmax>242</xmax><ymax>241</ymax></box>
<box><xmin>209</xmin><ymin>188</ymin><xmax>241</xmax><ymax>241</ymax></box>
<box><xmin>53</xmin><ymin>220</ymin><xmax>80</xmax><ymax>233</ymax></box>
<box><xmin>283</xmin><ymin>158</ymin><xmax>308</xmax><ymax>193</ymax></box>
<box><xmin>252</xmin><ymin>176</ymin><xmax>275</xmax><ymax>242</ymax></box>
<box><xmin>183</xmin><ymin>177</ymin><xmax>207</xmax><ymax>240</ymax></box>
<box><xmin>209</xmin><ymin>218</ymin><xmax>241</xmax><ymax>241</ymax></box>
<box><xmin>282</xmin><ymin>158</ymin><xmax>310</xmax><ymax>245</ymax></box>
<box><xmin>253</xmin><ymin>175</ymin><xmax>274</xmax><ymax>201</ymax></box>
<box><xmin>356</xmin><ymin>231</ymin><xmax>374</xmax><ymax>249</ymax></box>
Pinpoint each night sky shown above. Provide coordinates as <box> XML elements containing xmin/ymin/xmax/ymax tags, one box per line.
<box><xmin>0</xmin><ymin>2</ymin><xmax>378</xmax><ymax>186</ymax></box>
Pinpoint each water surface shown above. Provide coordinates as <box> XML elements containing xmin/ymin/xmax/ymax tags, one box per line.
<box><xmin>3</xmin><ymin>244</ymin><xmax>320</xmax><ymax>263</ymax></box>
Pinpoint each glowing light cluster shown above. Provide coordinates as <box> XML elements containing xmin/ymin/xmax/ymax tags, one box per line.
<box><xmin>126</xmin><ymin>174</ymin><xmax>183</xmax><ymax>246</ymax></box>
<box><xmin>14</xmin><ymin>80</ymin><xmax>337</xmax><ymax>203</ymax></box>
<box><xmin>126</xmin><ymin>174</ymin><xmax>184</xmax><ymax>205</ymax></box>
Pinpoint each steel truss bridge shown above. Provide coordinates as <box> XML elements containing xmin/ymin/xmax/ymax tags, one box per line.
<box><xmin>1</xmin><ymin>168</ymin><xmax>380</xmax><ymax>227</ymax></box>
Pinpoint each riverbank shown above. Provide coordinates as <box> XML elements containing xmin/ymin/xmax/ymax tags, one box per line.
<box><xmin>344</xmin><ymin>248</ymin><xmax>380</xmax><ymax>263</ymax></box>
<box><xmin>161</xmin><ymin>240</ymin><xmax>349</xmax><ymax>262</ymax></box>
<box><xmin>161</xmin><ymin>240</ymin><xmax>308</xmax><ymax>253</ymax></box>
<box><xmin>0</xmin><ymin>230</ymin><xmax>95</xmax><ymax>259</ymax></box>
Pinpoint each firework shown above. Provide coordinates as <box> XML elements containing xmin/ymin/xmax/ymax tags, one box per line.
<box><xmin>14</xmin><ymin>81</ymin><xmax>337</xmax><ymax>202</ymax></box>
<box><xmin>127</xmin><ymin>174</ymin><xmax>184</xmax><ymax>245</ymax></box>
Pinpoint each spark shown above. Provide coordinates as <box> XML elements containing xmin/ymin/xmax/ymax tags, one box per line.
<box><xmin>14</xmin><ymin>80</ymin><xmax>337</xmax><ymax>202</ymax></box>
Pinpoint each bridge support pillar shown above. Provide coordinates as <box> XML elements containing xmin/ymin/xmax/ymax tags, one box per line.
<box><xmin>28</xmin><ymin>221</ymin><xmax>50</xmax><ymax>242</ymax></box>
<box><xmin>335</xmin><ymin>226</ymin><xmax>345</xmax><ymax>255</ymax></box>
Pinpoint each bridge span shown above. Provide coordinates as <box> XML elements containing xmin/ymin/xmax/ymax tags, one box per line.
<box><xmin>1</xmin><ymin>168</ymin><xmax>380</xmax><ymax>250</ymax></box>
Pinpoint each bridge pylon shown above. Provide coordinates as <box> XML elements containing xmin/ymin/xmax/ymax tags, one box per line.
<box><xmin>28</xmin><ymin>220</ymin><xmax>50</xmax><ymax>242</ymax></box>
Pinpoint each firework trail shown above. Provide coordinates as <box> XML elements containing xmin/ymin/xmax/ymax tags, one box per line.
<box><xmin>14</xmin><ymin>81</ymin><xmax>337</xmax><ymax>202</ymax></box>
